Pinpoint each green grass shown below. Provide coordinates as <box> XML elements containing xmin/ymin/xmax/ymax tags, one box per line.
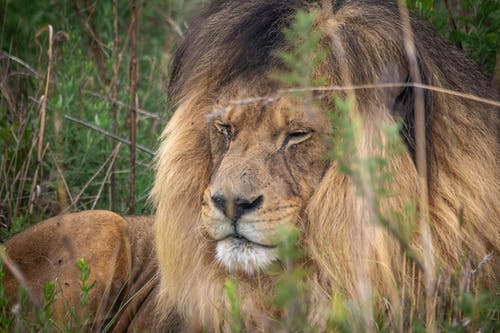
<box><xmin>0</xmin><ymin>0</ymin><xmax>204</xmax><ymax>234</ymax></box>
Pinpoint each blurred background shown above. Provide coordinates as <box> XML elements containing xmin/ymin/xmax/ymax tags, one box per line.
<box><xmin>0</xmin><ymin>0</ymin><xmax>498</xmax><ymax>239</ymax></box>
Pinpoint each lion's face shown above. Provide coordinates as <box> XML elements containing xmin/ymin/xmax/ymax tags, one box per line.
<box><xmin>152</xmin><ymin>1</ymin><xmax>499</xmax><ymax>330</ymax></box>
<box><xmin>201</xmin><ymin>95</ymin><xmax>331</xmax><ymax>273</ymax></box>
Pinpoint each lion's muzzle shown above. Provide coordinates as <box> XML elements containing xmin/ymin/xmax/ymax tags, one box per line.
<box><xmin>202</xmin><ymin>189</ymin><xmax>293</xmax><ymax>273</ymax></box>
<box><xmin>211</xmin><ymin>192</ymin><xmax>264</xmax><ymax>221</ymax></box>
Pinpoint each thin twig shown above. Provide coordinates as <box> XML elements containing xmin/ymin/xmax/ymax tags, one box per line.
<box><xmin>443</xmin><ymin>0</ymin><xmax>462</xmax><ymax>49</ymax></box>
<box><xmin>84</xmin><ymin>91</ymin><xmax>159</xmax><ymax>119</ymax></box>
<box><xmin>34</xmin><ymin>25</ymin><xmax>53</xmax><ymax>162</ymax></box>
<box><xmin>50</xmin><ymin>153</ymin><xmax>74</xmax><ymax>204</ymax></box>
<box><xmin>128</xmin><ymin>0</ymin><xmax>138</xmax><ymax>214</ymax></box>
<box><xmin>26</xmin><ymin>97</ymin><xmax>155</xmax><ymax>156</ymax></box>
<box><xmin>91</xmin><ymin>143</ymin><xmax>121</xmax><ymax>209</ymax></box>
<box><xmin>67</xmin><ymin>143</ymin><xmax>122</xmax><ymax>210</ymax></box>
<box><xmin>166</xmin><ymin>16</ymin><xmax>183</xmax><ymax>37</ymax></box>
<box><xmin>73</xmin><ymin>0</ymin><xmax>110</xmax><ymax>83</ymax></box>
<box><xmin>397</xmin><ymin>2</ymin><xmax>435</xmax><ymax>332</ymax></box>
<box><xmin>0</xmin><ymin>50</ymin><xmax>41</xmax><ymax>78</ymax></box>
<box><xmin>63</xmin><ymin>114</ymin><xmax>154</xmax><ymax>155</ymax></box>
<box><xmin>0</xmin><ymin>247</ymin><xmax>41</xmax><ymax>309</ymax></box>
<box><xmin>29</xmin><ymin>25</ymin><xmax>54</xmax><ymax>214</ymax></box>
<box><xmin>14</xmin><ymin>130</ymin><xmax>36</xmax><ymax>216</ymax></box>
<box><xmin>28</xmin><ymin>143</ymin><xmax>49</xmax><ymax>214</ymax></box>
<box><xmin>326</xmin><ymin>18</ymin><xmax>375</xmax><ymax>333</ymax></box>
<box><xmin>111</xmin><ymin>0</ymin><xmax>120</xmax><ymax>211</ymax></box>
<box><xmin>220</xmin><ymin>82</ymin><xmax>500</xmax><ymax>108</ymax></box>
<box><xmin>470</xmin><ymin>252</ymin><xmax>493</xmax><ymax>275</ymax></box>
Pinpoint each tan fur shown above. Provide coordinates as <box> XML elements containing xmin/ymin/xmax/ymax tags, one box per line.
<box><xmin>152</xmin><ymin>1</ymin><xmax>499</xmax><ymax>331</ymax></box>
<box><xmin>3</xmin><ymin>211</ymin><xmax>163</xmax><ymax>332</ymax></box>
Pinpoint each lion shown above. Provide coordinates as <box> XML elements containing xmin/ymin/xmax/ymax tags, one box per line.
<box><xmin>3</xmin><ymin>0</ymin><xmax>499</xmax><ymax>332</ymax></box>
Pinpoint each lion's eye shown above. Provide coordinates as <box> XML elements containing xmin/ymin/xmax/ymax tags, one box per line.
<box><xmin>283</xmin><ymin>129</ymin><xmax>313</xmax><ymax>147</ymax></box>
<box><xmin>215</xmin><ymin>121</ymin><xmax>233</xmax><ymax>139</ymax></box>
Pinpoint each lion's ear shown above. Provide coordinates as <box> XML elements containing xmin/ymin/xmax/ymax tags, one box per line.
<box><xmin>372</xmin><ymin>62</ymin><xmax>417</xmax><ymax>160</ymax></box>
<box><xmin>372</xmin><ymin>62</ymin><xmax>408</xmax><ymax>109</ymax></box>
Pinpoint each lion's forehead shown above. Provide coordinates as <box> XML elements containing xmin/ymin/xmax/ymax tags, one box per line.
<box><xmin>209</xmin><ymin>95</ymin><xmax>330</xmax><ymax>134</ymax></box>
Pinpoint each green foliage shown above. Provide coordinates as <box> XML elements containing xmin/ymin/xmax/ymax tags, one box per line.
<box><xmin>38</xmin><ymin>281</ymin><xmax>56</xmax><ymax>332</ymax></box>
<box><xmin>0</xmin><ymin>261</ymin><xmax>13</xmax><ymax>329</ymax></box>
<box><xmin>224</xmin><ymin>278</ymin><xmax>243</xmax><ymax>333</ymax></box>
<box><xmin>272</xmin><ymin>226</ymin><xmax>311</xmax><ymax>333</ymax></box>
<box><xmin>0</xmin><ymin>257</ymin><xmax>98</xmax><ymax>332</ymax></box>
<box><xmin>443</xmin><ymin>291</ymin><xmax>500</xmax><ymax>332</ymax></box>
<box><xmin>408</xmin><ymin>0</ymin><xmax>499</xmax><ymax>72</ymax></box>
<box><xmin>328</xmin><ymin>96</ymin><xmax>418</xmax><ymax>247</ymax></box>
<box><xmin>327</xmin><ymin>293</ymin><xmax>355</xmax><ymax>333</ymax></box>
<box><xmin>76</xmin><ymin>258</ymin><xmax>95</xmax><ymax>310</ymax></box>
<box><xmin>75</xmin><ymin>258</ymin><xmax>96</xmax><ymax>329</ymax></box>
<box><xmin>273</xmin><ymin>9</ymin><xmax>326</xmax><ymax>88</ymax></box>
<box><xmin>0</xmin><ymin>0</ymin><xmax>203</xmax><ymax>235</ymax></box>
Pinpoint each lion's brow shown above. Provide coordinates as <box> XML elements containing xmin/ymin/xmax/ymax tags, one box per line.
<box><xmin>206</xmin><ymin>106</ymin><xmax>232</xmax><ymax>122</ymax></box>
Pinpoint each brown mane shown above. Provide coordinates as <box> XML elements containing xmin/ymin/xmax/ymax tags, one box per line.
<box><xmin>152</xmin><ymin>0</ymin><xmax>498</xmax><ymax>331</ymax></box>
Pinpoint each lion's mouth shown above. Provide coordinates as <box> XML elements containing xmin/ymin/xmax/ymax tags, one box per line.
<box><xmin>217</xmin><ymin>233</ymin><xmax>277</xmax><ymax>249</ymax></box>
<box><xmin>215</xmin><ymin>233</ymin><xmax>279</xmax><ymax>273</ymax></box>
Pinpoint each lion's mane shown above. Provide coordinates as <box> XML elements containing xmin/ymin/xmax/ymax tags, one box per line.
<box><xmin>151</xmin><ymin>0</ymin><xmax>498</xmax><ymax>330</ymax></box>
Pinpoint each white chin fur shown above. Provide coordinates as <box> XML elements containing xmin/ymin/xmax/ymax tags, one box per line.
<box><xmin>216</xmin><ymin>238</ymin><xmax>278</xmax><ymax>274</ymax></box>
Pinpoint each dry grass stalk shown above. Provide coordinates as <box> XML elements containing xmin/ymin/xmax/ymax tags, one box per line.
<box><xmin>85</xmin><ymin>91</ymin><xmax>159</xmax><ymax>119</ymax></box>
<box><xmin>222</xmin><ymin>83</ymin><xmax>500</xmax><ymax>108</ymax></box>
<box><xmin>72</xmin><ymin>0</ymin><xmax>109</xmax><ymax>83</ymax></box>
<box><xmin>0</xmin><ymin>50</ymin><xmax>40</xmax><ymax>79</ymax></box>
<box><xmin>0</xmin><ymin>246</ymin><xmax>40</xmax><ymax>308</ymax></box>
<box><xmin>63</xmin><ymin>114</ymin><xmax>154</xmax><ymax>155</ymax></box>
<box><xmin>128</xmin><ymin>0</ymin><xmax>138</xmax><ymax>214</ymax></box>
<box><xmin>397</xmin><ymin>1</ymin><xmax>436</xmax><ymax>331</ymax></box>
<box><xmin>50</xmin><ymin>153</ymin><xmax>74</xmax><ymax>204</ymax></box>
<box><xmin>326</xmin><ymin>20</ymin><xmax>376</xmax><ymax>333</ymax></box>
<box><xmin>66</xmin><ymin>143</ymin><xmax>124</xmax><ymax>211</ymax></box>
<box><xmin>110</xmin><ymin>0</ymin><xmax>120</xmax><ymax>212</ymax></box>
<box><xmin>91</xmin><ymin>143</ymin><xmax>122</xmax><ymax>210</ymax></box>
<box><xmin>28</xmin><ymin>25</ymin><xmax>53</xmax><ymax>214</ymax></box>
<box><xmin>1</xmin><ymin>115</ymin><xmax>37</xmax><ymax>217</ymax></box>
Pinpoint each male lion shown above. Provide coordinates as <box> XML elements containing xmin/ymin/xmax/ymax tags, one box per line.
<box><xmin>3</xmin><ymin>0</ymin><xmax>499</xmax><ymax>332</ymax></box>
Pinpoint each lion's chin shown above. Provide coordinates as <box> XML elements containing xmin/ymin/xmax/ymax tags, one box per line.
<box><xmin>215</xmin><ymin>237</ymin><xmax>278</xmax><ymax>274</ymax></box>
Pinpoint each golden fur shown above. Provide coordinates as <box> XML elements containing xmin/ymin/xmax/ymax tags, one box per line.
<box><xmin>152</xmin><ymin>0</ymin><xmax>499</xmax><ymax>330</ymax></box>
<box><xmin>3</xmin><ymin>211</ymin><xmax>163</xmax><ymax>331</ymax></box>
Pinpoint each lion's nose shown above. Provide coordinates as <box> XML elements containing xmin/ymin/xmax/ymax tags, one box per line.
<box><xmin>211</xmin><ymin>194</ymin><xmax>263</xmax><ymax>221</ymax></box>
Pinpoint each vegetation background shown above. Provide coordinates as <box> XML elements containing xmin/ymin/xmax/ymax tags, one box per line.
<box><xmin>0</xmin><ymin>0</ymin><xmax>498</xmax><ymax>238</ymax></box>
<box><xmin>0</xmin><ymin>0</ymin><xmax>498</xmax><ymax>331</ymax></box>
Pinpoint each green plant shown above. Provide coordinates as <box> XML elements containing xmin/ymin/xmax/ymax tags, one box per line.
<box><xmin>224</xmin><ymin>278</ymin><xmax>243</xmax><ymax>333</ymax></box>
<box><xmin>0</xmin><ymin>260</ymin><xmax>13</xmax><ymax>329</ymax></box>
<box><xmin>0</xmin><ymin>0</ymin><xmax>203</xmax><ymax>236</ymax></box>
<box><xmin>37</xmin><ymin>281</ymin><xmax>56</xmax><ymax>333</ymax></box>
<box><xmin>407</xmin><ymin>0</ymin><xmax>499</xmax><ymax>72</ymax></box>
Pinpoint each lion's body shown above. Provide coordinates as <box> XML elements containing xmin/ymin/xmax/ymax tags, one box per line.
<box><xmin>3</xmin><ymin>211</ymin><xmax>168</xmax><ymax>332</ymax></box>
<box><xmin>3</xmin><ymin>0</ymin><xmax>499</xmax><ymax>332</ymax></box>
